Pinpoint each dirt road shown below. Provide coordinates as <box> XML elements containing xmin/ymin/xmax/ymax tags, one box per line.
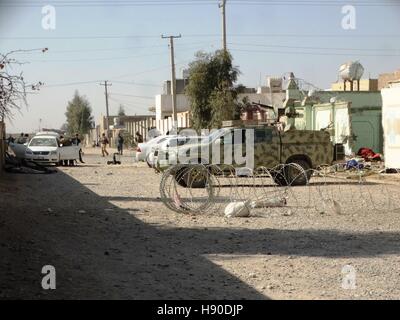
<box><xmin>1</xmin><ymin>149</ymin><xmax>400</xmax><ymax>299</ymax></box>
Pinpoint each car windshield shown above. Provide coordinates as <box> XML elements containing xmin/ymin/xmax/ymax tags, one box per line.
<box><xmin>29</xmin><ymin>137</ymin><xmax>58</xmax><ymax>147</ymax></box>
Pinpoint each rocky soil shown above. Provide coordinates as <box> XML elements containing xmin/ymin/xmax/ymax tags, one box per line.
<box><xmin>1</xmin><ymin>148</ymin><xmax>400</xmax><ymax>299</ymax></box>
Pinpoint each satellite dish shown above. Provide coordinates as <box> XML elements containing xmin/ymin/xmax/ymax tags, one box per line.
<box><xmin>330</xmin><ymin>97</ymin><xmax>337</xmax><ymax>104</ymax></box>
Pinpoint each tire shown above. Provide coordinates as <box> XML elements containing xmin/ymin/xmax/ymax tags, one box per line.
<box><xmin>146</xmin><ymin>157</ymin><xmax>153</xmax><ymax>168</ymax></box>
<box><xmin>271</xmin><ymin>169</ymin><xmax>288</xmax><ymax>186</ymax></box>
<box><xmin>285</xmin><ymin>159</ymin><xmax>312</xmax><ymax>186</ymax></box>
<box><xmin>175</xmin><ymin>166</ymin><xmax>208</xmax><ymax>189</ymax></box>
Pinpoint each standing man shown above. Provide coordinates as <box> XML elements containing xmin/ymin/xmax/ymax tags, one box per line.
<box><xmin>17</xmin><ymin>133</ymin><xmax>25</xmax><ymax>144</ymax></box>
<box><xmin>101</xmin><ymin>133</ymin><xmax>109</xmax><ymax>157</ymax></box>
<box><xmin>72</xmin><ymin>133</ymin><xmax>81</xmax><ymax>146</ymax></box>
<box><xmin>72</xmin><ymin>133</ymin><xmax>84</xmax><ymax>163</ymax></box>
<box><xmin>117</xmin><ymin>132</ymin><xmax>124</xmax><ymax>156</ymax></box>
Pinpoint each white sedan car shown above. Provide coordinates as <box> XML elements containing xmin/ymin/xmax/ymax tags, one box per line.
<box><xmin>10</xmin><ymin>133</ymin><xmax>81</xmax><ymax>166</ymax></box>
<box><xmin>148</xmin><ymin>135</ymin><xmax>202</xmax><ymax>168</ymax></box>
<box><xmin>136</xmin><ymin>135</ymin><xmax>174</xmax><ymax>165</ymax></box>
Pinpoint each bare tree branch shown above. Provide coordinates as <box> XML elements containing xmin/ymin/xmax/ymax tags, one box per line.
<box><xmin>0</xmin><ymin>48</ymin><xmax>47</xmax><ymax>121</ymax></box>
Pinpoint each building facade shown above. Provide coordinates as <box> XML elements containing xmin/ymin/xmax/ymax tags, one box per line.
<box><xmin>381</xmin><ymin>81</ymin><xmax>400</xmax><ymax>169</ymax></box>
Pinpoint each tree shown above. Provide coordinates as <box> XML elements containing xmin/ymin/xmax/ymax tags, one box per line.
<box><xmin>65</xmin><ymin>91</ymin><xmax>94</xmax><ymax>135</ymax></box>
<box><xmin>60</xmin><ymin>123</ymin><xmax>69</xmax><ymax>133</ymax></box>
<box><xmin>117</xmin><ymin>104</ymin><xmax>126</xmax><ymax>117</ymax></box>
<box><xmin>0</xmin><ymin>49</ymin><xmax>46</xmax><ymax>121</ymax></box>
<box><xmin>185</xmin><ymin>50</ymin><xmax>240</xmax><ymax>130</ymax></box>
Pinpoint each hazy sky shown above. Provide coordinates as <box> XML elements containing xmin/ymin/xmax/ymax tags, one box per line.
<box><xmin>1</xmin><ymin>0</ymin><xmax>400</xmax><ymax>133</ymax></box>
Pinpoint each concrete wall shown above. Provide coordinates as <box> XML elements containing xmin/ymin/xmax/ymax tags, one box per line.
<box><xmin>331</xmin><ymin>79</ymin><xmax>378</xmax><ymax>92</ymax></box>
<box><xmin>156</xmin><ymin>112</ymin><xmax>191</xmax><ymax>135</ymax></box>
<box><xmin>125</xmin><ymin>118</ymin><xmax>157</xmax><ymax>144</ymax></box>
<box><xmin>315</xmin><ymin>91</ymin><xmax>383</xmax><ymax>153</ymax></box>
<box><xmin>381</xmin><ymin>82</ymin><xmax>400</xmax><ymax>169</ymax></box>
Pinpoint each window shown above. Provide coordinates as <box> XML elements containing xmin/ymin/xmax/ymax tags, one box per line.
<box><xmin>255</xmin><ymin>129</ymin><xmax>272</xmax><ymax>143</ymax></box>
<box><xmin>29</xmin><ymin>138</ymin><xmax>58</xmax><ymax>147</ymax></box>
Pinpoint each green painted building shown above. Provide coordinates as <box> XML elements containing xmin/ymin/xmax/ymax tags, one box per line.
<box><xmin>283</xmin><ymin>75</ymin><xmax>383</xmax><ymax>155</ymax></box>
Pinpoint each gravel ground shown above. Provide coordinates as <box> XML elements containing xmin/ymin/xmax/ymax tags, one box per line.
<box><xmin>1</xmin><ymin>147</ymin><xmax>400</xmax><ymax>300</ymax></box>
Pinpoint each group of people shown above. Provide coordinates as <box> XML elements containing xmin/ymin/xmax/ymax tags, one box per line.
<box><xmin>5</xmin><ymin>133</ymin><xmax>29</xmax><ymax>146</ymax></box>
<box><xmin>59</xmin><ymin>133</ymin><xmax>81</xmax><ymax>147</ymax></box>
<box><xmin>98</xmin><ymin>131</ymin><xmax>144</xmax><ymax>157</ymax></box>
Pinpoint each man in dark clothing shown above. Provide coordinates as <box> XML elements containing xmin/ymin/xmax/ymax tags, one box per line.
<box><xmin>72</xmin><ymin>133</ymin><xmax>81</xmax><ymax>146</ymax></box>
<box><xmin>17</xmin><ymin>133</ymin><xmax>25</xmax><ymax>144</ymax></box>
<box><xmin>117</xmin><ymin>133</ymin><xmax>124</xmax><ymax>155</ymax></box>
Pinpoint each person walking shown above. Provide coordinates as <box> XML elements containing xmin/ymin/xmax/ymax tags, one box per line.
<box><xmin>101</xmin><ymin>133</ymin><xmax>109</xmax><ymax>157</ymax></box>
<box><xmin>117</xmin><ymin>132</ymin><xmax>124</xmax><ymax>155</ymax></box>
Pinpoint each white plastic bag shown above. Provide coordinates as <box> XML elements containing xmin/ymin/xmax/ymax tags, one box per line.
<box><xmin>224</xmin><ymin>201</ymin><xmax>251</xmax><ymax>218</ymax></box>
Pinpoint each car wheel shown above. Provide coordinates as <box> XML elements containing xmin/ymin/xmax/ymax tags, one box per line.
<box><xmin>146</xmin><ymin>154</ymin><xmax>154</xmax><ymax>168</ymax></box>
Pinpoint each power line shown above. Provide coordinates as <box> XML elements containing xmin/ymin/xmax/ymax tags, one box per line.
<box><xmin>228</xmin><ymin>42</ymin><xmax>400</xmax><ymax>52</ymax></box>
<box><xmin>2</xmin><ymin>0</ymin><xmax>399</xmax><ymax>7</ymax></box>
<box><xmin>44</xmin><ymin>80</ymin><xmax>101</xmax><ymax>88</ymax></box>
<box><xmin>10</xmin><ymin>41</ymin><xmax>217</xmax><ymax>54</ymax></box>
<box><xmin>112</xmin><ymin>81</ymin><xmax>162</xmax><ymax>88</ymax></box>
<box><xmin>4</xmin><ymin>33</ymin><xmax>400</xmax><ymax>41</ymax></box>
<box><xmin>230</xmin><ymin>48</ymin><xmax>400</xmax><ymax>57</ymax></box>
<box><xmin>110</xmin><ymin>93</ymin><xmax>155</xmax><ymax>100</ymax></box>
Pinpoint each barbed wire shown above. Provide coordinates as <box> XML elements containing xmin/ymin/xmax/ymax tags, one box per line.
<box><xmin>160</xmin><ymin>163</ymin><xmax>400</xmax><ymax>217</ymax></box>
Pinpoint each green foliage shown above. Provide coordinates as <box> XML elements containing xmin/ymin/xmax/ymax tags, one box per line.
<box><xmin>185</xmin><ymin>50</ymin><xmax>241</xmax><ymax>130</ymax></box>
<box><xmin>65</xmin><ymin>91</ymin><xmax>94</xmax><ymax>135</ymax></box>
<box><xmin>118</xmin><ymin>104</ymin><xmax>126</xmax><ymax>117</ymax></box>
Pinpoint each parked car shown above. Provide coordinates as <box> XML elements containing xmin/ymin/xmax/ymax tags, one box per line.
<box><xmin>136</xmin><ymin>135</ymin><xmax>169</xmax><ymax>164</ymax></box>
<box><xmin>147</xmin><ymin>135</ymin><xmax>202</xmax><ymax>168</ymax></box>
<box><xmin>10</xmin><ymin>132</ymin><xmax>81</xmax><ymax>166</ymax></box>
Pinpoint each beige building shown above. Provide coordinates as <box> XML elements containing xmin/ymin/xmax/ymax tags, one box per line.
<box><xmin>155</xmin><ymin>76</ymin><xmax>286</xmax><ymax>121</ymax></box>
<box><xmin>379</xmin><ymin>69</ymin><xmax>400</xmax><ymax>90</ymax></box>
<box><xmin>331</xmin><ymin>79</ymin><xmax>379</xmax><ymax>92</ymax></box>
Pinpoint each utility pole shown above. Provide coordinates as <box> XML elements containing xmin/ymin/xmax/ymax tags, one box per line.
<box><xmin>219</xmin><ymin>0</ymin><xmax>227</xmax><ymax>51</ymax></box>
<box><xmin>162</xmin><ymin>34</ymin><xmax>181</xmax><ymax>126</ymax></box>
<box><xmin>99</xmin><ymin>81</ymin><xmax>112</xmax><ymax>137</ymax></box>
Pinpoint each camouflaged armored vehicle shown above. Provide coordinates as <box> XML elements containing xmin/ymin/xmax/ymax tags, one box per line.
<box><xmin>155</xmin><ymin>122</ymin><xmax>342</xmax><ymax>188</ymax></box>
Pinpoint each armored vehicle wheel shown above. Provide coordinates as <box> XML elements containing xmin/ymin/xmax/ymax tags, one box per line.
<box><xmin>285</xmin><ymin>160</ymin><xmax>312</xmax><ymax>186</ymax></box>
<box><xmin>271</xmin><ymin>169</ymin><xmax>288</xmax><ymax>186</ymax></box>
<box><xmin>175</xmin><ymin>166</ymin><xmax>208</xmax><ymax>189</ymax></box>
